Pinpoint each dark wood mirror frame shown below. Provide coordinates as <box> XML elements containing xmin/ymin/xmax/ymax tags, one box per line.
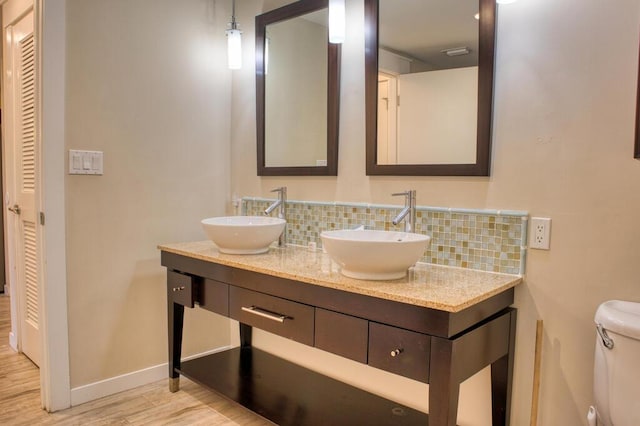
<box><xmin>635</xmin><ymin>41</ymin><xmax>640</xmax><ymax>159</ymax></box>
<box><xmin>256</xmin><ymin>0</ymin><xmax>341</xmax><ymax>176</ymax></box>
<box><xmin>365</xmin><ymin>0</ymin><xmax>496</xmax><ymax>176</ymax></box>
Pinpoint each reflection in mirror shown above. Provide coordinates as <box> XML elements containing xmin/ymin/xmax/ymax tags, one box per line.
<box><xmin>365</xmin><ymin>0</ymin><xmax>496</xmax><ymax>176</ymax></box>
<box><xmin>256</xmin><ymin>0</ymin><xmax>341</xmax><ymax>176</ymax></box>
<box><xmin>377</xmin><ymin>0</ymin><xmax>478</xmax><ymax>165</ymax></box>
<box><xmin>266</xmin><ymin>10</ymin><xmax>327</xmax><ymax>167</ymax></box>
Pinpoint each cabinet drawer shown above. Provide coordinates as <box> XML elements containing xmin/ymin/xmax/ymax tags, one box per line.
<box><xmin>167</xmin><ymin>271</ymin><xmax>195</xmax><ymax>308</ymax></box>
<box><xmin>199</xmin><ymin>279</ymin><xmax>229</xmax><ymax>316</ymax></box>
<box><xmin>315</xmin><ymin>309</ymin><xmax>368</xmax><ymax>363</ymax></box>
<box><xmin>368</xmin><ymin>322</ymin><xmax>430</xmax><ymax>383</ymax></box>
<box><xmin>230</xmin><ymin>287</ymin><xmax>314</xmax><ymax>346</ymax></box>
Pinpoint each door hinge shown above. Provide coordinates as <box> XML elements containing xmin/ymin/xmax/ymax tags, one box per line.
<box><xmin>39</xmin><ymin>212</ymin><xmax>45</xmax><ymax>226</ymax></box>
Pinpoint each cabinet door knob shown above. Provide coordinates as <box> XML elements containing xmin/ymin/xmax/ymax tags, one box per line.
<box><xmin>390</xmin><ymin>348</ymin><xmax>403</xmax><ymax>357</ymax></box>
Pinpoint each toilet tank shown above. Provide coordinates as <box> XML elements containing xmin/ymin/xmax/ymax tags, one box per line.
<box><xmin>593</xmin><ymin>300</ymin><xmax>640</xmax><ymax>426</ymax></box>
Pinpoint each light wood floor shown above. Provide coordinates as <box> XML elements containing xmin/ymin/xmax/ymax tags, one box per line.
<box><xmin>0</xmin><ymin>294</ymin><xmax>272</xmax><ymax>425</ymax></box>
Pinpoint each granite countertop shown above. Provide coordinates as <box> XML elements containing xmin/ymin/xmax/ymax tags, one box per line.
<box><xmin>158</xmin><ymin>241</ymin><xmax>523</xmax><ymax>313</ymax></box>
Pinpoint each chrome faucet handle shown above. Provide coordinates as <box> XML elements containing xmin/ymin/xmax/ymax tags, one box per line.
<box><xmin>391</xmin><ymin>190</ymin><xmax>417</xmax><ymax>233</ymax></box>
<box><xmin>392</xmin><ymin>190</ymin><xmax>416</xmax><ymax>199</ymax></box>
<box><xmin>265</xmin><ymin>187</ymin><xmax>287</xmax><ymax>246</ymax></box>
<box><xmin>391</xmin><ymin>190</ymin><xmax>416</xmax><ymax>204</ymax></box>
<box><xmin>270</xmin><ymin>187</ymin><xmax>287</xmax><ymax>206</ymax></box>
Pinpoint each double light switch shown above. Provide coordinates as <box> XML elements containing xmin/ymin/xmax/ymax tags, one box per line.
<box><xmin>69</xmin><ymin>150</ymin><xmax>103</xmax><ymax>175</ymax></box>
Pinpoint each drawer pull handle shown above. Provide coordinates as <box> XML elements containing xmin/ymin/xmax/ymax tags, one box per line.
<box><xmin>390</xmin><ymin>349</ymin><xmax>403</xmax><ymax>357</ymax></box>
<box><xmin>172</xmin><ymin>286</ymin><xmax>186</xmax><ymax>292</ymax></box>
<box><xmin>241</xmin><ymin>306</ymin><xmax>287</xmax><ymax>323</ymax></box>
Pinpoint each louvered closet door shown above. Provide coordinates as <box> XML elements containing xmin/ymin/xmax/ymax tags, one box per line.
<box><xmin>12</xmin><ymin>10</ymin><xmax>40</xmax><ymax>367</ymax></box>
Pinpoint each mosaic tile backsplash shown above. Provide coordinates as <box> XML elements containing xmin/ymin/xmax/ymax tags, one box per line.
<box><xmin>242</xmin><ymin>198</ymin><xmax>528</xmax><ymax>275</ymax></box>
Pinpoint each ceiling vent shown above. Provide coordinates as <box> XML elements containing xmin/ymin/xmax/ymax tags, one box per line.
<box><xmin>441</xmin><ymin>47</ymin><xmax>470</xmax><ymax>57</ymax></box>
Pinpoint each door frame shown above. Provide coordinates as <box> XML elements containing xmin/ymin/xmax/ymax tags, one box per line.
<box><xmin>1</xmin><ymin>0</ymin><xmax>70</xmax><ymax>412</ymax></box>
<box><xmin>36</xmin><ymin>0</ymin><xmax>70</xmax><ymax>411</ymax></box>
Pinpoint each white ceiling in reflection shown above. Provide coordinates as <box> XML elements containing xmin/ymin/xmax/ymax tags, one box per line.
<box><xmin>380</xmin><ymin>0</ymin><xmax>480</xmax><ymax>70</ymax></box>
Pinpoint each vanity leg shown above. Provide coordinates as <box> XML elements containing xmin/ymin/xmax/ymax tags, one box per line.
<box><xmin>429</xmin><ymin>337</ymin><xmax>460</xmax><ymax>426</ymax></box>
<box><xmin>240</xmin><ymin>322</ymin><xmax>252</xmax><ymax>348</ymax></box>
<box><xmin>168</xmin><ymin>300</ymin><xmax>185</xmax><ymax>392</ymax></box>
<box><xmin>491</xmin><ymin>309</ymin><xmax>517</xmax><ymax>426</ymax></box>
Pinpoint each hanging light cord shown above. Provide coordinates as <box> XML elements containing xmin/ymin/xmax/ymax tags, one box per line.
<box><xmin>230</xmin><ymin>0</ymin><xmax>238</xmax><ymax>30</ymax></box>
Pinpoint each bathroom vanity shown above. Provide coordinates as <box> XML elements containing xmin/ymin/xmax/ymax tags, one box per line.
<box><xmin>160</xmin><ymin>241</ymin><xmax>521</xmax><ymax>426</ymax></box>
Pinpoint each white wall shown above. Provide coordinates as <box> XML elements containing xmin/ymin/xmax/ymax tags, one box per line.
<box><xmin>64</xmin><ymin>0</ymin><xmax>232</xmax><ymax>388</ymax></box>
<box><xmin>231</xmin><ymin>0</ymin><xmax>640</xmax><ymax>425</ymax></box>
<box><xmin>379</xmin><ymin>47</ymin><xmax>411</xmax><ymax>74</ymax></box>
<box><xmin>397</xmin><ymin>66</ymin><xmax>478</xmax><ymax>164</ymax></box>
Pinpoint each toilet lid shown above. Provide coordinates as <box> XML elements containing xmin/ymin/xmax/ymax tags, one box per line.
<box><xmin>595</xmin><ymin>300</ymin><xmax>640</xmax><ymax>341</ymax></box>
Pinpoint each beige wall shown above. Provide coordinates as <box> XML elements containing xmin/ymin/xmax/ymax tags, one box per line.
<box><xmin>64</xmin><ymin>0</ymin><xmax>232</xmax><ymax>388</ymax></box>
<box><xmin>48</xmin><ymin>0</ymin><xmax>640</xmax><ymax>422</ymax></box>
<box><xmin>232</xmin><ymin>0</ymin><xmax>640</xmax><ymax>425</ymax></box>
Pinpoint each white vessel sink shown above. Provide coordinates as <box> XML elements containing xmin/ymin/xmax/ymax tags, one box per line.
<box><xmin>201</xmin><ymin>216</ymin><xmax>286</xmax><ymax>254</ymax></box>
<box><xmin>320</xmin><ymin>229</ymin><xmax>431</xmax><ymax>280</ymax></box>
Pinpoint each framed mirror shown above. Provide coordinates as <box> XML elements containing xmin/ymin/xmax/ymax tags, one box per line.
<box><xmin>256</xmin><ymin>0</ymin><xmax>341</xmax><ymax>176</ymax></box>
<box><xmin>365</xmin><ymin>0</ymin><xmax>496</xmax><ymax>176</ymax></box>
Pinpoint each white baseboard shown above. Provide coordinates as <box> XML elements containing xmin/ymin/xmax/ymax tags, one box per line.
<box><xmin>9</xmin><ymin>331</ymin><xmax>17</xmax><ymax>351</ymax></box>
<box><xmin>70</xmin><ymin>345</ymin><xmax>231</xmax><ymax>407</ymax></box>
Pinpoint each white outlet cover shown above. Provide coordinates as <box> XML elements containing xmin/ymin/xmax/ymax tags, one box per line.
<box><xmin>530</xmin><ymin>217</ymin><xmax>551</xmax><ymax>250</ymax></box>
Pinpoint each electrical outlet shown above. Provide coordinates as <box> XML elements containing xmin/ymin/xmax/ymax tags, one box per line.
<box><xmin>530</xmin><ymin>217</ymin><xmax>551</xmax><ymax>250</ymax></box>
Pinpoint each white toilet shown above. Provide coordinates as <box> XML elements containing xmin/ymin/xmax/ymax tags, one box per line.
<box><xmin>588</xmin><ymin>300</ymin><xmax>640</xmax><ymax>426</ymax></box>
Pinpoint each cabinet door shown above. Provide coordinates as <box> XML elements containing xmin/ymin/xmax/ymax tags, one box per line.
<box><xmin>368</xmin><ymin>322</ymin><xmax>430</xmax><ymax>383</ymax></box>
<box><xmin>167</xmin><ymin>271</ymin><xmax>195</xmax><ymax>308</ymax></box>
<box><xmin>230</xmin><ymin>287</ymin><xmax>314</xmax><ymax>346</ymax></box>
<box><xmin>315</xmin><ymin>308</ymin><xmax>368</xmax><ymax>363</ymax></box>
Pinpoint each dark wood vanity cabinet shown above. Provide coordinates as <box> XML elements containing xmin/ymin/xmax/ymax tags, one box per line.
<box><xmin>315</xmin><ymin>308</ymin><xmax>368</xmax><ymax>363</ymax></box>
<box><xmin>199</xmin><ymin>279</ymin><xmax>229</xmax><ymax>315</ymax></box>
<box><xmin>230</xmin><ymin>286</ymin><xmax>315</xmax><ymax>346</ymax></box>
<box><xmin>368</xmin><ymin>322</ymin><xmax>431</xmax><ymax>383</ymax></box>
<box><xmin>166</xmin><ymin>270</ymin><xmax>196</xmax><ymax>308</ymax></box>
<box><xmin>162</xmin><ymin>251</ymin><xmax>517</xmax><ymax>426</ymax></box>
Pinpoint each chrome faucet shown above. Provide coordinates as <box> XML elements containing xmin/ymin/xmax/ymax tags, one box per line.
<box><xmin>392</xmin><ymin>190</ymin><xmax>416</xmax><ymax>233</ymax></box>
<box><xmin>264</xmin><ymin>186</ymin><xmax>287</xmax><ymax>246</ymax></box>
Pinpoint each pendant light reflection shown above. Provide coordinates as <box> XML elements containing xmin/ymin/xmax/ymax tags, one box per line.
<box><xmin>329</xmin><ymin>0</ymin><xmax>345</xmax><ymax>44</ymax></box>
<box><xmin>227</xmin><ymin>0</ymin><xmax>242</xmax><ymax>70</ymax></box>
<box><xmin>265</xmin><ymin>36</ymin><xmax>270</xmax><ymax>75</ymax></box>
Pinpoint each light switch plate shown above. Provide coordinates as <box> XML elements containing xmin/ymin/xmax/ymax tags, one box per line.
<box><xmin>69</xmin><ymin>150</ymin><xmax>103</xmax><ymax>175</ymax></box>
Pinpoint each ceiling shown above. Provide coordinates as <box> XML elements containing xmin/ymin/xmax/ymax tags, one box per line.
<box><xmin>380</xmin><ymin>0</ymin><xmax>480</xmax><ymax>71</ymax></box>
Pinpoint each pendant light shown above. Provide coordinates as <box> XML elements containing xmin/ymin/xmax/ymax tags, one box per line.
<box><xmin>227</xmin><ymin>0</ymin><xmax>242</xmax><ymax>70</ymax></box>
<box><xmin>328</xmin><ymin>0</ymin><xmax>345</xmax><ymax>44</ymax></box>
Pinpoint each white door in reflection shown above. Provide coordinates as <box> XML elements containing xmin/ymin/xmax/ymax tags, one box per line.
<box><xmin>377</xmin><ymin>73</ymin><xmax>398</xmax><ymax>164</ymax></box>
